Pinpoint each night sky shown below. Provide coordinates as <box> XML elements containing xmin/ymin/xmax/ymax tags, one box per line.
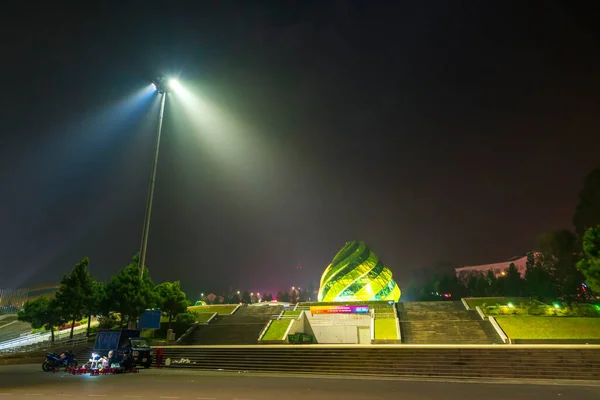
<box><xmin>1</xmin><ymin>1</ymin><xmax>599</xmax><ymax>297</ymax></box>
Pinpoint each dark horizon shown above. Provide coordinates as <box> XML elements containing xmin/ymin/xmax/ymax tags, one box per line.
<box><xmin>1</xmin><ymin>1</ymin><xmax>600</xmax><ymax>296</ymax></box>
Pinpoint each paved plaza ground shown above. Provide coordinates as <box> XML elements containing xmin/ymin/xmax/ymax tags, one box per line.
<box><xmin>0</xmin><ymin>364</ymin><xmax>599</xmax><ymax>400</ymax></box>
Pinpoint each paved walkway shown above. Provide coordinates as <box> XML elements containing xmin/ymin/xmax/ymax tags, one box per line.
<box><xmin>0</xmin><ymin>365</ymin><xmax>598</xmax><ymax>400</ymax></box>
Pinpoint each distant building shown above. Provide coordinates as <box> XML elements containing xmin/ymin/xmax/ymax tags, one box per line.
<box><xmin>455</xmin><ymin>254</ymin><xmax>535</xmax><ymax>279</ymax></box>
<box><xmin>0</xmin><ymin>289</ymin><xmax>29</xmax><ymax>315</ymax></box>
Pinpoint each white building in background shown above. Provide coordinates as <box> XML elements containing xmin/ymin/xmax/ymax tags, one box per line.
<box><xmin>455</xmin><ymin>254</ymin><xmax>532</xmax><ymax>279</ymax></box>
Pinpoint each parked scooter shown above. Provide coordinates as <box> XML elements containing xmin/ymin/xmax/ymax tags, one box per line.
<box><xmin>42</xmin><ymin>351</ymin><xmax>77</xmax><ymax>372</ymax></box>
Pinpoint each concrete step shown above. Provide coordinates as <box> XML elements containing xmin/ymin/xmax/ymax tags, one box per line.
<box><xmin>157</xmin><ymin>346</ymin><xmax>600</xmax><ymax>381</ymax></box>
<box><xmin>400</xmin><ymin>312</ymin><xmax>475</xmax><ymax>321</ymax></box>
<box><xmin>397</xmin><ymin>302</ymin><xmax>501</xmax><ymax>344</ymax></box>
<box><xmin>185</xmin><ymin>306</ymin><xmax>283</xmax><ymax>345</ymax></box>
<box><xmin>190</xmin><ymin>324</ymin><xmax>266</xmax><ymax>345</ymax></box>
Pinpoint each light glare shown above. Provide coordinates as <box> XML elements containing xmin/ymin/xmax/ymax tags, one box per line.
<box><xmin>169</xmin><ymin>79</ymin><xmax>181</xmax><ymax>91</ymax></box>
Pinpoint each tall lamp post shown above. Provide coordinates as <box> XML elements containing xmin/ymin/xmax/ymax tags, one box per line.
<box><xmin>139</xmin><ymin>77</ymin><xmax>171</xmax><ymax>279</ymax></box>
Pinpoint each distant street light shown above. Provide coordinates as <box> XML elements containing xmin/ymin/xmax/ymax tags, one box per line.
<box><xmin>139</xmin><ymin>77</ymin><xmax>177</xmax><ymax>279</ymax></box>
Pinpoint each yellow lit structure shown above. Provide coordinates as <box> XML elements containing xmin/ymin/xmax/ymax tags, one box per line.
<box><xmin>318</xmin><ymin>241</ymin><xmax>401</xmax><ymax>302</ymax></box>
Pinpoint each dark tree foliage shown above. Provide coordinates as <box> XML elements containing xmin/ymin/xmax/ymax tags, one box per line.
<box><xmin>54</xmin><ymin>258</ymin><xmax>94</xmax><ymax>339</ymax></box>
<box><xmin>262</xmin><ymin>293</ymin><xmax>273</xmax><ymax>302</ymax></box>
<box><xmin>156</xmin><ymin>281</ymin><xmax>188</xmax><ymax>330</ymax></box>
<box><xmin>18</xmin><ymin>297</ymin><xmax>63</xmax><ymax>342</ymax></box>
<box><xmin>577</xmin><ymin>226</ymin><xmax>600</xmax><ymax>294</ymax></box>
<box><xmin>104</xmin><ymin>255</ymin><xmax>158</xmax><ymax>327</ymax></box>
<box><xmin>573</xmin><ymin>167</ymin><xmax>600</xmax><ymax>237</ymax></box>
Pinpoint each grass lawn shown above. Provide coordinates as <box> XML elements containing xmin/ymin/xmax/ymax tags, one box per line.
<box><xmin>374</xmin><ymin>319</ymin><xmax>398</xmax><ymax>340</ymax></box>
<box><xmin>496</xmin><ymin>317</ymin><xmax>600</xmax><ymax>339</ymax></box>
<box><xmin>262</xmin><ymin>320</ymin><xmax>292</xmax><ymax>341</ymax></box>
<box><xmin>465</xmin><ymin>297</ymin><xmax>540</xmax><ymax>308</ymax></box>
<box><xmin>283</xmin><ymin>310</ymin><xmax>302</xmax><ymax>317</ymax></box>
<box><xmin>187</xmin><ymin>305</ymin><xmax>238</xmax><ymax>315</ymax></box>
<box><xmin>196</xmin><ymin>312</ymin><xmax>216</xmax><ymax>323</ymax></box>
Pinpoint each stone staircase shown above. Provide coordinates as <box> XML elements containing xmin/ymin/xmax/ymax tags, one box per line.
<box><xmin>398</xmin><ymin>301</ymin><xmax>501</xmax><ymax>344</ymax></box>
<box><xmin>0</xmin><ymin>338</ymin><xmax>95</xmax><ymax>366</ymax></box>
<box><xmin>158</xmin><ymin>345</ymin><xmax>600</xmax><ymax>381</ymax></box>
<box><xmin>185</xmin><ymin>305</ymin><xmax>283</xmax><ymax>345</ymax></box>
<box><xmin>0</xmin><ymin>317</ymin><xmax>33</xmax><ymax>343</ymax></box>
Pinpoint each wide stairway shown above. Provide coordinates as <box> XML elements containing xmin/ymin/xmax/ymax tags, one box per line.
<box><xmin>186</xmin><ymin>306</ymin><xmax>283</xmax><ymax>345</ymax></box>
<box><xmin>158</xmin><ymin>346</ymin><xmax>600</xmax><ymax>381</ymax></box>
<box><xmin>398</xmin><ymin>301</ymin><xmax>501</xmax><ymax>344</ymax></box>
<box><xmin>0</xmin><ymin>316</ymin><xmax>32</xmax><ymax>343</ymax></box>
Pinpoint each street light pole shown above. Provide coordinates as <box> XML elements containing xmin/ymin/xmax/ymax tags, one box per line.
<box><xmin>139</xmin><ymin>85</ymin><xmax>167</xmax><ymax>279</ymax></box>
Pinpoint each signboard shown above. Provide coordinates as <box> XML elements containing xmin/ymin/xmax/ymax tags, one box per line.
<box><xmin>310</xmin><ymin>305</ymin><xmax>370</xmax><ymax>315</ymax></box>
<box><xmin>138</xmin><ymin>310</ymin><xmax>161</xmax><ymax>329</ymax></box>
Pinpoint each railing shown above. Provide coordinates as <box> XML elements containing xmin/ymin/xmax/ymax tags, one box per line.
<box><xmin>0</xmin><ymin>323</ymin><xmax>91</xmax><ymax>353</ymax></box>
<box><xmin>257</xmin><ymin>320</ymin><xmax>273</xmax><ymax>341</ymax></box>
<box><xmin>0</xmin><ymin>334</ymin><xmax>89</xmax><ymax>355</ymax></box>
<box><xmin>488</xmin><ymin>316</ymin><xmax>511</xmax><ymax>344</ymax></box>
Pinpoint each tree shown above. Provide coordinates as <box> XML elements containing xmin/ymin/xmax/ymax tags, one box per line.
<box><xmin>577</xmin><ymin>226</ymin><xmax>600</xmax><ymax>293</ymax></box>
<box><xmin>537</xmin><ymin>229</ymin><xmax>581</xmax><ymax>299</ymax></box>
<box><xmin>299</xmin><ymin>289</ymin><xmax>310</xmax><ymax>302</ymax></box>
<box><xmin>524</xmin><ymin>257</ymin><xmax>556</xmax><ymax>301</ymax></box>
<box><xmin>503</xmin><ymin>263</ymin><xmax>523</xmax><ymax>296</ymax></box>
<box><xmin>262</xmin><ymin>293</ymin><xmax>273</xmax><ymax>302</ymax></box>
<box><xmin>241</xmin><ymin>291</ymin><xmax>251</xmax><ymax>304</ymax></box>
<box><xmin>54</xmin><ymin>258</ymin><xmax>94</xmax><ymax>339</ymax></box>
<box><xmin>573</xmin><ymin>167</ymin><xmax>600</xmax><ymax>237</ymax></box>
<box><xmin>104</xmin><ymin>254</ymin><xmax>158</xmax><ymax>327</ymax></box>
<box><xmin>18</xmin><ymin>297</ymin><xmax>63</xmax><ymax>343</ymax></box>
<box><xmin>277</xmin><ymin>291</ymin><xmax>290</xmax><ymax>303</ymax></box>
<box><xmin>225</xmin><ymin>293</ymin><xmax>240</xmax><ymax>304</ymax></box>
<box><xmin>484</xmin><ymin>269</ymin><xmax>499</xmax><ymax>296</ymax></box>
<box><xmin>289</xmin><ymin>288</ymin><xmax>299</xmax><ymax>303</ymax></box>
<box><xmin>402</xmin><ymin>281</ymin><xmax>420</xmax><ymax>301</ymax></box>
<box><xmin>465</xmin><ymin>272</ymin><xmax>488</xmax><ymax>297</ymax></box>
<box><xmin>82</xmin><ymin>280</ymin><xmax>104</xmax><ymax>337</ymax></box>
<box><xmin>156</xmin><ymin>281</ymin><xmax>188</xmax><ymax>330</ymax></box>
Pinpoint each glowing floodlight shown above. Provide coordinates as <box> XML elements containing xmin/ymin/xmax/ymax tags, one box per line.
<box><xmin>168</xmin><ymin>78</ymin><xmax>181</xmax><ymax>92</ymax></box>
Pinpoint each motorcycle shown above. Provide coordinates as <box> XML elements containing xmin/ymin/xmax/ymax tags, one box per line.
<box><xmin>42</xmin><ymin>351</ymin><xmax>77</xmax><ymax>372</ymax></box>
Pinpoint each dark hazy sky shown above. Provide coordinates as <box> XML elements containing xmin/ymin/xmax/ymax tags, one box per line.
<box><xmin>1</xmin><ymin>1</ymin><xmax>599</xmax><ymax>297</ymax></box>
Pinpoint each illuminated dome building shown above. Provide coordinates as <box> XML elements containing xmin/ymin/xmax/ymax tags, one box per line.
<box><xmin>317</xmin><ymin>241</ymin><xmax>401</xmax><ymax>302</ymax></box>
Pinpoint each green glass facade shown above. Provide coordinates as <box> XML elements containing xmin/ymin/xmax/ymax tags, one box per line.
<box><xmin>317</xmin><ymin>241</ymin><xmax>401</xmax><ymax>302</ymax></box>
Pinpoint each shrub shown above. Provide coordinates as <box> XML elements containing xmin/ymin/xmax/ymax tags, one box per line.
<box><xmin>98</xmin><ymin>314</ymin><xmax>120</xmax><ymax>329</ymax></box>
<box><xmin>175</xmin><ymin>312</ymin><xmax>196</xmax><ymax>325</ymax></box>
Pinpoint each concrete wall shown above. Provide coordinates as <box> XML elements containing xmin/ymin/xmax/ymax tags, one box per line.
<box><xmin>311</xmin><ymin>325</ymin><xmax>359</xmax><ymax>344</ymax></box>
<box><xmin>304</xmin><ymin>313</ymin><xmax>371</xmax><ymax>344</ymax></box>
<box><xmin>287</xmin><ymin>315</ymin><xmax>305</xmax><ymax>337</ymax></box>
<box><xmin>358</xmin><ymin>326</ymin><xmax>370</xmax><ymax>344</ymax></box>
